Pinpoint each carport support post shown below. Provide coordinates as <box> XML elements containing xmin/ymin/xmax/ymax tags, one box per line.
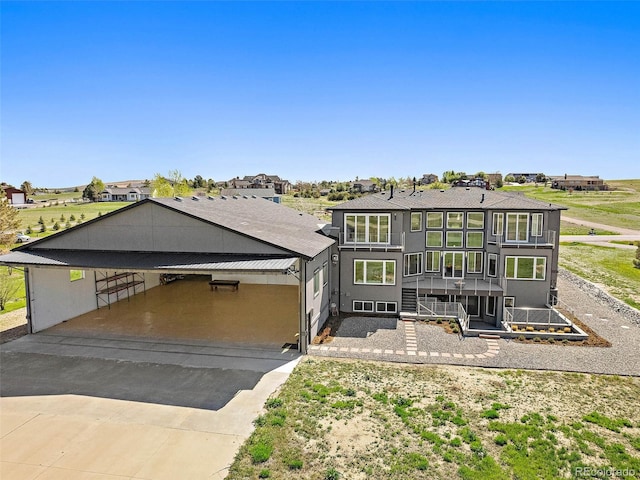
<box><xmin>299</xmin><ymin>260</ymin><xmax>308</xmax><ymax>354</ymax></box>
<box><xmin>24</xmin><ymin>267</ymin><xmax>33</xmax><ymax>334</ymax></box>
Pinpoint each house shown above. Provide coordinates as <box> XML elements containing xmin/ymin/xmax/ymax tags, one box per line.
<box><xmin>351</xmin><ymin>179</ymin><xmax>379</xmax><ymax>194</ymax></box>
<box><xmin>549</xmin><ymin>175</ymin><xmax>607</xmax><ymax>191</ymax></box>
<box><xmin>228</xmin><ymin>174</ymin><xmax>292</xmax><ymax>194</ymax></box>
<box><xmin>1</xmin><ymin>185</ymin><xmax>27</xmax><ymax>205</ymax></box>
<box><xmin>220</xmin><ymin>188</ymin><xmax>281</xmax><ymax>203</ymax></box>
<box><xmin>420</xmin><ymin>174</ymin><xmax>439</xmax><ymax>185</ymax></box>
<box><xmin>100</xmin><ymin>186</ymin><xmax>151</xmax><ymax>202</ymax></box>
<box><xmin>486</xmin><ymin>173</ymin><xmax>503</xmax><ymax>187</ymax></box>
<box><xmin>327</xmin><ymin>187</ymin><xmax>566</xmax><ymax>330</ymax></box>
<box><xmin>506</xmin><ymin>173</ymin><xmax>543</xmax><ymax>183</ymax></box>
<box><xmin>1</xmin><ymin>196</ymin><xmax>334</xmax><ymax>353</ymax></box>
<box><xmin>452</xmin><ymin>178</ymin><xmax>489</xmax><ymax>189</ymax></box>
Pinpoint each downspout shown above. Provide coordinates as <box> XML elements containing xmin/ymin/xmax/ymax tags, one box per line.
<box><xmin>24</xmin><ymin>267</ymin><xmax>33</xmax><ymax>334</ymax></box>
<box><xmin>298</xmin><ymin>259</ymin><xmax>308</xmax><ymax>354</ymax></box>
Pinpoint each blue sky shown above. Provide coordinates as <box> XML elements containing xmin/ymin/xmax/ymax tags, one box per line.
<box><xmin>1</xmin><ymin>1</ymin><xmax>639</xmax><ymax>188</ymax></box>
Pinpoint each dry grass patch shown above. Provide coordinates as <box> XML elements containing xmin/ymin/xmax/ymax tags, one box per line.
<box><xmin>228</xmin><ymin>359</ymin><xmax>640</xmax><ymax>480</ymax></box>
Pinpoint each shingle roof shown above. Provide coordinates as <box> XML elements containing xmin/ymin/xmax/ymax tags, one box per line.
<box><xmin>329</xmin><ymin>188</ymin><xmax>567</xmax><ymax>211</ymax></box>
<box><xmin>151</xmin><ymin>196</ymin><xmax>334</xmax><ymax>258</ymax></box>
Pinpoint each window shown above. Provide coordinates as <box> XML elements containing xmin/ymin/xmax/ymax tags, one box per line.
<box><xmin>467</xmin><ymin>212</ymin><xmax>484</xmax><ymax>229</ymax></box>
<box><xmin>466</xmin><ymin>232</ymin><xmax>484</xmax><ymax>248</ymax></box>
<box><xmin>411</xmin><ymin>212</ymin><xmax>422</xmax><ymax>231</ymax></box>
<box><xmin>531</xmin><ymin>213</ymin><xmax>543</xmax><ymax>237</ymax></box>
<box><xmin>488</xmin><ymin>253</ymin><xmax>498</xmax><ymax>277</ymax></box>
<box><xmin>426</xmin><ymin>212</ymin><xmax>443</xmax><ymax>229</ymax></box>
<box><xmin>322</xmin><ymin>262</ymin><xmax>328</xmax><ymax>286</ymax></box>
<box><xmin>467</xmin><ymin>252</ymin><xmax>483</xmax><ymax>273</ymax></box>
<box><xmin>70</xmin><ymin>270</ymin><xmax>85</xmax><ymax>282</ymax></box>
<box><xmin>426</xmin><ymin>231</ymin><xmax>443</xmax><ymax>247</ymax></box>
<box><xmin>376</xmin><ymin>301</ymin><xmax>397</xmax><ymax>313</ymax></box>
<box><xmin>446</xmin><ymin>231</ymin><xmax>463</xmax><ymax>248</ymax></box>
<box><xmin>345</xmin><ymin>214</ymin><xmax>390</xmax><ymax>243</ymax></box>
<box><xmin>425</xmin><ymin>251</ymin><xmax>441</xmax><ymax>272</ymax></box>
<box><xmin>492</xmin><ymin>213</ymin><xmax>504</xmax><ymax>236</ymax></box>
<box><xmin>353</xmin><ymin>300</ymin><xmax>374</xmax><ymax>312</ymax></box>
<box><xmin>504</xmin><ymin>297</ymin><xmax>515</xmax><ymax>308</ymax></box>
<box><xmin>443</xmin><ymin>252</ymin><xmax>464</xmax><ymax>278</ymax></box>
<box><xmin>447</xmin><ymin>212</ymin><xmax>464</xmax><ymax>229</ymax></box>
<box><xmin>313</xmin><ymin>269</ymin><xmax>321</xmax><ymax>296</ymax></box>
<box><xmin>404</xmin><ymin>252</ymin><xmax>423</xmax><ymax>276</ymax></box>
<box><xmin>354</xmin><ymin>260</ymin><xmax>396</xmax><ymax>285</ymax></box>
<box><xmin>505</xmin><ymin>256</ymin><xmax>546</xmax><ymax>280</ymax></box>
<box><xmin>505</xmin><ymin>213</ymin><xmax>529</xmax><ymax>242</ymax></box>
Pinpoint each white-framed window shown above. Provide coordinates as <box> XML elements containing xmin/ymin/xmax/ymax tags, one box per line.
<box><xmin>467</xmin><ymin>252</ymin><xmax>483</xmax><ymax>273</ymax></box>
<box><xmin>492</xmin><ymin>213</ymin><xmax>504</xmax><ymax>236</ymax></box>
<box><xmin>313</xmin><ymin>268</ymin><xmax>321</xmax><ymax>296</ymax></box>
<box><xmin>404</xmin><ymin>252</ymin><xmax>423</xmax><ymax>276</ymax></box>
<box><xmin>353</xmin><ymin>300</ymin><xmax>374</xmax><ymax>312</ymax></box>
<box><xmin>505</xmin><ymin>213</ymin><xmax>529</xmax><ymax>242</ymax></box>
<box><xmin>376</xmin><ymin>301</ymin><xmax>397</xmax><ymax>313</ymax></box>
<box><xmin>467</xmin><ymin>212</ymin><xmax>484</xmax><ymax>229</ymax></box>
<box><xmin>426</xmin><ymin>212</ymin><xmax>443</xmax><ymax>229</ymax></box>
<box><xmin>486</xmin><ymin>296</ymin><xmax>497</xmax><ymax>316</ymax></box>
<box><xmin>345</xmin><ymin>214</ymin><xmax>390</xmax><ymax>244</ymax></box>
<box><xmin>505</xmin><ymin>256</ymin><xmax>546</xmax><ymax>280</ymax></box>
<box><xmin>447</xmin><ymin>212</ymin><xmax>464</xmax><ymax>229</ymax></box>
<box><xmin>354</xmin><ymin>259</ymin><xmax>396</xmax><ymax>285</ymax></box>
<box><xmin>466</xmin><ymin>231</ymin><xmax>484</xmax><ymax>248</ymax></box>
<box><xmin>411</xmin><ymin>212</ymin><xmax>422</xmax><ymax>232</ymax></box>
<box><xmin>70</xmin><ymin>270</ymin><xmax>85</xmax><ymax>282</ymax></box>
<box><xmin>504</xmin><ymin>297</ymin><xmax>515</xmax><ymax>308</ymax></box>
<box><xmin>488</xmin><ymin>253</ymin><xmax>498</xmax><ymax>277</ymax></box>
<box><xmin>446</xmin><ymin>231</ymin><xmax>463</xmax><ymax>248</ymax></box>
<box><xmin>531</xmin><ymin>213</ymin><xmax>543</xmax><ymax>237</ymax></box>
<box><xmin>322</xmin><ymin>262</ymin><xmax>328</xmax><ymax>286</ymax></box>
<box><xmin>443</xmin><ymin>252</ymin><xmax>464</xmax><ymax>278</ymax></box>
<box><xmin>426</xmin><ymin>231</ymin><xmax>443</xmax><ymax>248</ymax></box>
<box><xmin>425</xmin><ymin>251</ymin><xmax>441</xmax><ymax>272</ymax></box>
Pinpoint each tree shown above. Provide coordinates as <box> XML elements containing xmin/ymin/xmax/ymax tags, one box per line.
<box><xmin>152</xmin><ymin>171</ymin><xmax>192</xmax><ymax>198</ymax></box>
<box><xmin>91</xmin><ymin>176</ymin><xmax>105</xmax><ymax>193</ymax></box>
<box><xmin>0</xmin><ymin>189</ymin><xmax>21</xmax><ymax>245</ymax></box>
<box><xmin>536</xmin><ymin>173</ymin><xmax>547</xmax><ymax>184</ymax></box>
<box><xmin>634</xmin><ymin>242</ymin><xmax>640</xmax><ymax>269</ymax></box>
<box><xmin>0</xmin><ymin>271</ymin><xmax>21</xmax><ymax>310</ymax></box>
<box><xmin>82</xmin><ymin>176</ymin><xmax>104</xmax><ymax>201</ymax></box>
<box><xmin>20</xmin><ymin>181</ymin><xmax>34</xmax><ymax>195</ymax></box>
<box><xmin>504</xmin><ymin>175</ymin><xmax>516</xmax><ymax>183</ymax></box>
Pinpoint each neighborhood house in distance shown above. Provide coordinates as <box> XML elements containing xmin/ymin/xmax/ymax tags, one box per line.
<box><xmin>2</xmin><ymin>182</ymin><xmax>582</xmax><ymax>351</ymax></box>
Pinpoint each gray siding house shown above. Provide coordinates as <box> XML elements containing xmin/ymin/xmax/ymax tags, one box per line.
<box><xmin>328</xmin><ymin>188</ymin><xmax>566</xmax><ymax>328</ymax></box>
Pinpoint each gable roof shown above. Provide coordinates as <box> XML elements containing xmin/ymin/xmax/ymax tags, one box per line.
<box><xmin>329</xmin><ymin>188</ymin><xmax>567</xmax><ymax>212</ymax></box>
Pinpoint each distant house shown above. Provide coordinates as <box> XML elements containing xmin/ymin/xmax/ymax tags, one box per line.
<box><xmin>486</xmin><ymin>173</ymin><xmax>503</xmax><ymax>187</ymax></box>
<box><xmin>228</xmin><ymin>174</ymin><xmax>292</xmax><ymax>194</ymax></box>
<box><xmin>220</xmin><ymin>188</ymin><xmax>281</xmax><ymax>203</ymax></box>
<box><xmin>100</xmin><ymin>186</ymin><xmax>151</xmax><ymax>202</ymax></box>
<box><xmin>420</xmin><ymin>174</ymin><xmax>439</xmax><ymax>185</ymax></box>
<box><xmin>351</xmin><ymin>180</ymin><xmax>379</xmax><ymax>193</ymax></box>
<box><xmin>549</xmin><ymin>175</ymin><xmax>607</xmax><ymax>191</ymax></box>
<box><xmin>1</xmin><ymin>185</ymin><xmax>27</xmax><ymax>205</ymax></box>
<box><xmin>506</xmin><ymin>173</ymin><xmax>542</xmax><ymax>183</ymax></box>
<box><xmin>452</xmin><ymin>178</ymin><xmax>489</xmax><ymax>189</ymax></box>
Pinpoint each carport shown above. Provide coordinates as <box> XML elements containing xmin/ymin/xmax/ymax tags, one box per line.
<box><xmin>1</xmin><ymin>196</ymin><xmax>335</xmax><ymax>353</ymax></box>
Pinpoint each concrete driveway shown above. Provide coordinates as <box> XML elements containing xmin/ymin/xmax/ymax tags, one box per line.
<box><xmin>0</xmin><ymin>333</ymin><xmax>300</xmax><ymax>480</ymax></box>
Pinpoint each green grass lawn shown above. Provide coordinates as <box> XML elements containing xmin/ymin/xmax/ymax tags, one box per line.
<box><xmin>560</xmin><ymin>221</ymin><xmax>619</xmax><ymax>236</ymax></box>
<box><xmin>228</xmin><ymin>359</ymin><xmax>640</xmax><ymax>480</ymax></box>
<box><xmin>559</xmin><ymin>242</ymin><xmax>640</xmax><ymax>310</ymax></box>
<box><xmin>502</xmin><ymin>181</ymin><xmax>640</xmax><ymax>231</ymax></box>
<box><xmin>0</xmin><ymin>267</ymin><xmax>25</xmax><ymax>313</ymax></box>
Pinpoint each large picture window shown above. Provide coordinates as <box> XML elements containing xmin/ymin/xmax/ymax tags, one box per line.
<box><xmin>446</xmin><ymin>231</ymin><xmax>463</xmax><ymax>248</ymax></box>
<box><xmin>345</xmin><ymin>214</ymin><xmax>390</xmax><ymax>244</ymax></box>
<box><xmin>426</xmin><ymin>231</ymin><xmax>443</xmax><ymax>247</ymax></box>
<box><xmin>426</xmin><ymin>212</ymin><xmax>443</xmax><ymax>229</ymax></box>
<box><xmin>404</xmin><ymin>252</ymin><xmax>423</xmax><ymax>276</ymax></box>
<box><xmin>505</xmin><ymin>256</ymin><xmax>546</xmax><ymax>280</ymax></box>
<box><xmin>466</xmin><ymin>232</ymin><xmax>484</xmax><ymax>248</ymax></box>
<box><xmin>425</xmin><ymin>251</ymin><xmax>441</xmax><ymax>272</ymax></box>
<box><xmin>467</xmin><ymin>252</ymin><xmax>483</xmax><ymax>273</ymax></box>
<box><xmin>354</xmin><ymin>260</ymin><xmax>396</xmax><ymax>285</ymax></box>
<box><xmin>411</xmin><ymin>212</ymin><xmax>422</xmax><ymax>231</ymax></box>
<box><xmin>443</xmin><ymin>252</ymin><xmax>464</xmax><ymax>278</ymax></box>
<box><xmin>467</xmin><ymin>212</ymin><xmax>484</xmax><ymax>229</ymax></box>
<box><xmin>447</xmin><ymin>212</ymin><xmax>464</xmax><ymax>229</ymax></box>
<box><xmin>505</xmin><ymin>213</ymin><xmax>529</xmax><ymax>242</ymax></box>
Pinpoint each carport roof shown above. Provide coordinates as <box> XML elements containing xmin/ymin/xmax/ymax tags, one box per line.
<box><xmin>0</xmin><ymin>249</ymin><xmax>298</xmax><ymax>272</ymax></box>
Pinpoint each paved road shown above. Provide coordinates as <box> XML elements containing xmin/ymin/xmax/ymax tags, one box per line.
<box><xmin>560</xmin><ymin>215</ymin><xmax>640</xmax><ymax>249</ymax></box>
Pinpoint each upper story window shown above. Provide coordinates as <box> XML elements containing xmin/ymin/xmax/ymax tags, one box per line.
<box><xmin>447</xmin><ymin>212</ymin><xmax>464</xmax><ymax>229</ymax></box>
<box><xmin>426</xmin><ymin>231</ymin><xmax>443</xmax><ymax>248</ymax></box>
<box><xmin>354</xmin><ymin>259</ymin><xmax>396</xmax><ymax>285</ymax></box>
<box><xmin>411</xmin><ymin>212</ymin><xmax>422</xmax><ymax>231</ymax></box>
<box><xmin>492</xmin><ymin>213</ymin><xmax>504</xmax><ymax>236</ymax></box>
<box><xmin>505</xmin><ymin>213</ymin><xmax>529</xmax><ymax>242</ymax></box>
<box><xmin>466</xmin><ymin>212</ymin><xmax>484</xmax><ymax>229</ymax></box>
<box><xmin>404</xmin><ymin>252</ymin><xmax>423</xmax><ymax>276</ymax></box>
<box><xmin>505</xmin><ymin>256</ymin><xmax>546</xmax><ymax>280</ymax></box>
<box><xmin>345</xmin><ymin>214</ymin><xmax>390</xmax><ymax>243</ymax></box>
<box><xmin>531</xmin><ymin>213</ymin><xmax>543</xmax><ymax>237</ymax></box>
<box><xmin>426</xmin><ymin>212</ymin><xmax>443</xmax><ymax>229</ymax></box>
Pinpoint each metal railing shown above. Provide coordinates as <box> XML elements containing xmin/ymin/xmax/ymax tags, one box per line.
<box><xmin>415</xmin><ymin>276</ymin><xmax>506</xmax><ymax>295</ymax></box>
<box><xmin>416</xmin><ymin>299</ymin><xmax>469</xmax><ymax>333</ymax></box>
<box><xmin>489</xmin><ymin>230</ymin><xmax>556</xmax><ymax>248</ymax></box>
<box><xmin>338</xmin><ymin>231</ymin><xmax>405</xmax><ymax>251</ymax></box>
